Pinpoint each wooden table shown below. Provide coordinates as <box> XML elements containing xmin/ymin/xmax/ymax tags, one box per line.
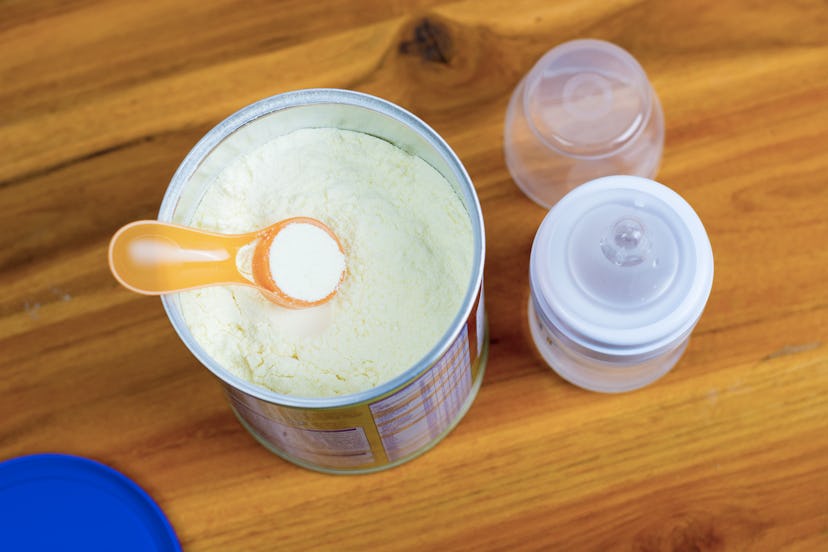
<box><xmin>2</xmin><ymin>1</ymin><xmax>826</xmax><ymax>549</ymax></box>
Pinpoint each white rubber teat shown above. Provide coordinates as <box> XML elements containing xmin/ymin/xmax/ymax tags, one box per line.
<box><xmin>601</xmin><ymin>217</ymin><xmax>650</xmax><ymax>267</ymax></box>
<box><xmin>568</xmin><ymin>198</ymin><xmax>680</xmax><ymax>310</ymax></box>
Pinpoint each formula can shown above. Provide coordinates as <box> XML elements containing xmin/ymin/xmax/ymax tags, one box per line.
<box><xmin>158</xmin><ymin>89</ymin><xmax>487</xmax><ymax>473</ymax></box>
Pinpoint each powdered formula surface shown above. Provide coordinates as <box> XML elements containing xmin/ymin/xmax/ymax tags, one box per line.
<box><xmin>180</xmin><ymin>128</ymin><xmax>473</xmax><ymax>397</ymax></box>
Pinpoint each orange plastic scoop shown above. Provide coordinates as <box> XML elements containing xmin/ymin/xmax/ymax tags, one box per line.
<box><xmin>108</xmin><ymin>217</ymin><xmax>346</xmax><ymax>309</ymax></box>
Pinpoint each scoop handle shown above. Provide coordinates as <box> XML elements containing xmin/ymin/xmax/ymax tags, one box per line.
<box><xmin>108</xmin><ymin>220</ymin><xmax>254</xmax><ymax>295</ymax></box>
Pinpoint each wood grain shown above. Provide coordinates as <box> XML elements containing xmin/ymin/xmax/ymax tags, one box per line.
<box><xmin>1</xmin><ymin>0</ymin><xmax>827</xmax><ymax>550</ymax></box>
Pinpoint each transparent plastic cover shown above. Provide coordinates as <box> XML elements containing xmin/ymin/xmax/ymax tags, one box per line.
<box><xmin>525</xmin><ymin>40</ymin><xmax>650</xmax><ymax>157</ymax></box>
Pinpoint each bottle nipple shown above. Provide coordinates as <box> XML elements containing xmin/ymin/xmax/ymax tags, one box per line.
<box><xmin>600</xmin><ymin>217</ymin><xmax>650</xmax><ymax>267</ymax></box>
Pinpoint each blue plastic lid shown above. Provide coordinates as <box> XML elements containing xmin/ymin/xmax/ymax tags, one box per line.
<box><xmin>0</xmin><ymin>454</ymin><xmax>181</xmax><ymax>551</ymax></box>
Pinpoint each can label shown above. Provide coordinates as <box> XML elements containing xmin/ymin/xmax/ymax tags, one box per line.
<box><xmin>369</xmin><ymin>324</ymin><xmax>473</xmax><ymax>462</ymax></box>
<box><xmin>226</xmin><ymin>287</ymin><xmax>485</xmax><ymax>471</ymax></box>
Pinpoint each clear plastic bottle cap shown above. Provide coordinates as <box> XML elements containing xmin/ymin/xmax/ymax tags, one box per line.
<box><xmin>530</xmin><ymin>176</ymin><xmax>714</xmax><ymax>361</ymax></box>
<box><xmin>505</xmin><ymin>40</ymin><xmax>664</xmax><ymax>208</ymax></box>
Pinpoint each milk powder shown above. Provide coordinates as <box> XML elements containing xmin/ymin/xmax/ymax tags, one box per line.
<box><xmin>180</xmin><ymin>128</ymin><xmax>473</xmax><ymax>397</ymax></box>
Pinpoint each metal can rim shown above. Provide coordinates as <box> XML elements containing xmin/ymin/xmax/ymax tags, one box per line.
<box><xmin>158</xmin><ymin>88</ymin><xmax>486</xmax><ymax>409</ymax></box>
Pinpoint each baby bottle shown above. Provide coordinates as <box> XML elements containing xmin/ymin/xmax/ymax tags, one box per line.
<box><xmin>528</xmin><ymin>175</ymin><xmax>714</xmax><ymax>392</ymax></box>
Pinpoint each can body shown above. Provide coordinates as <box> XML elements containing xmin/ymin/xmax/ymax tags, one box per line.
<box><xmin>229</xmin><ymin>290</ymin><xmax>486</xmax><ymax>472</ymax></box>
<box><xmin>158</xmin><ymin>90</ymin><xmax>487</xmax><ymax>473</ymax></box>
